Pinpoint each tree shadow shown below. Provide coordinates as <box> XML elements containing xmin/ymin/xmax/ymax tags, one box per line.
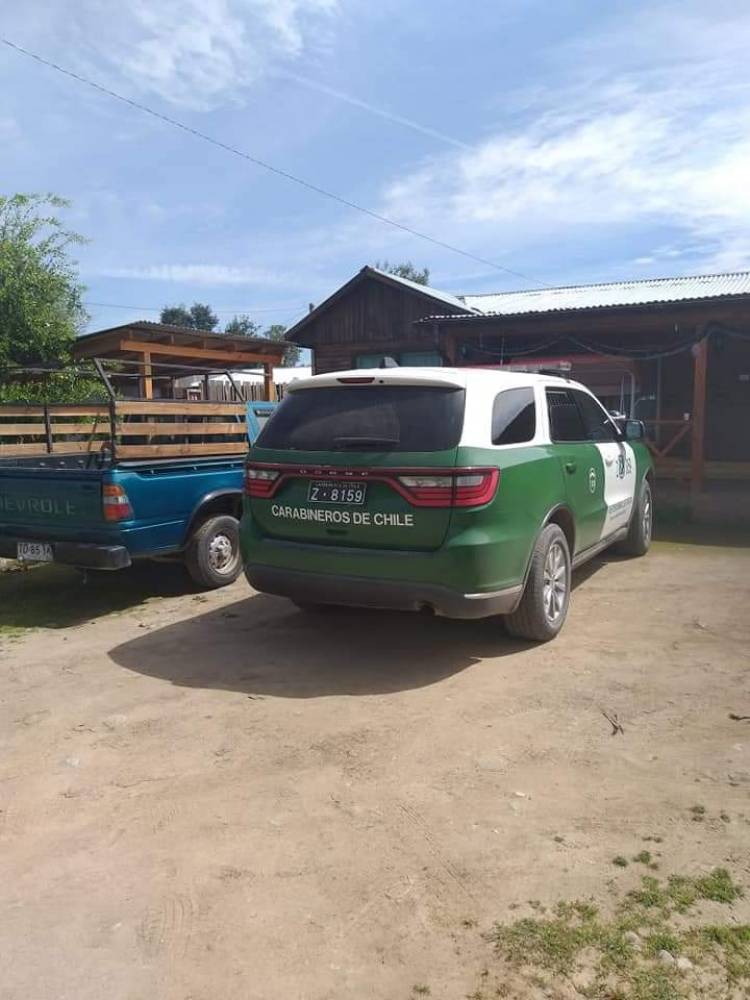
<box><xmin>109</xmin><ymin>557</ymin><xmax>609</xmax><ymax>699</ymax></box>
<box><xmin>0</xmin><ymin>561</ymin><xmax>196</xmax><ymax>631</ymax></box>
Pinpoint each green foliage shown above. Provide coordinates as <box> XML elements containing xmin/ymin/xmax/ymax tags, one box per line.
<box><xmin>612</xmin><ymin>855</ymin><xmax>629</xmax><ymax>867</ymax></box>
<box><xmin>0</xmin><ymin>369</ymin><xmax>106</xmax><ymax>404</ymax></box>
<box><xmin>0</xmin><ymin>193</ymin><xmax>87</xmax><ymax>371</ymax></box>
<box><xmin>264</xmin><ymin>323</ymin><xmax>301</xmax><ymax>366</ymax></box>
<box><xmin>373</xmin><ymin>260</ymin><xmax>430</xmax><ymax>285</ymax></box>
<box><xmin>224</xmin><ymin>313</ymin><xmax>261</xmax><ymax>337</ymax></box>
<box><xmin>160</xmin><ymin>302</ymin><xmax>219</xmax><ymax>331</ymax></box>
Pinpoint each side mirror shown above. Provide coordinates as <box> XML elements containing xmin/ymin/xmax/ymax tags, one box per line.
<box><xmin>624</xmin><ymin>418</ymin><xmax>645</xmax><ymax>441</ymax></box>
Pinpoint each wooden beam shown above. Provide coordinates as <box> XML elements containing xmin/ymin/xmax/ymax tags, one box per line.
<box><xmin>263</xmin><ymin>363</ymin><xmax>275</xmax><ymax>402</ymax></box>
<box><xmin>690</xmin><ymin>335</ymin><xmax>708</xmax><ymax>499</ymax></box>
<box><xmin>142</xmin><ymin>349</ymin><xmax>153</xmax><ymax>401</ymax></box>
<box><xmin>117</xmin><ymin>422</ymin><xmax>246</xmax><ymax>436</ymax></box>
<box><xmin>116</xmin><ymin>442</ymin><xmax>247</xmax><ymax>458</ymax></box>
<box><xmin>118</xmin><ymin>338</ymin><xmax>284</xmax><ymax>365</ymax></box>
<box><xmin>116</xmin><ymin>401</ymin><xmax>245</xmax><ymax>416</ymax></box>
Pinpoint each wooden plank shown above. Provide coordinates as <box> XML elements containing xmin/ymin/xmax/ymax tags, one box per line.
<box><xmin>50</xmin><ymin>441</ymin><xmax>109</xmax><ymax>454</ymax></box>
<box><xmin>691</xmin><ymin>336</ymin><xmax>708</xmax><ymax>496</ymax></box>
<box><xmin>117</xmin><ymin>422</ymin><xmax>246</xmax><ymax>436</ymax></box>
<box><xmin>0</xmin><ymin>423</ymin><xmax>48</xmax><ymax>435</ymax></box>
<box><xmin>0</xmin><ymin>442</ymin><xmax>50</xmax><ymax>456</ymax></box>
<box><xmin>0</xmin><ymin>406</ymin><xmax>46</xmax><ymax>417</ymax></box>
<box><xmin>50</xmin><ymin>423</ymin><xmax>111</xmax><ymax>435</ymax></box>
<box><xmin>48</xmin><ymin>406</ymin><xmax>111</xmax><ymax>417</ymax></box>
<box><xmin>116</xmin><ymin>401</ymin><xmax>245</xmax><ymax>416</ymax></box>
<box><xmin>118</xmin><ymin>338</ymin><xmax>283</xmax><ymax>365</ymax></box>
<box><xmin>116</xmin><ymin>442</ymin><xmax>248</xmax><ymax>458</ymax></box>
<box><xmin>656</xmin><ymin>459</ymin><xmax>750</xmax><ymax>481</ymax></box>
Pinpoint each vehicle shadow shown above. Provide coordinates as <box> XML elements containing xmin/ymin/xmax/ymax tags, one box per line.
<box><xmin>110</xmin><ymin>594</ymin><xmax>538</xmax><ymax>697</ymax></box>
<box><xmin>0</xmin><ymin>561</ymin><xmax>195</xmax><ymax>631</ymax></box>
<box><xmin>109</xmin><ymin>557</ymin><xmax>608</xmax><ymax>698</ymax></box>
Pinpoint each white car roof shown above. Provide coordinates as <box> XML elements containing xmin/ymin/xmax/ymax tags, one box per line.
<box><xmin>286</xmin><ymin>366</ymin><xmax>585</xmax><ymax>393</ymax></box>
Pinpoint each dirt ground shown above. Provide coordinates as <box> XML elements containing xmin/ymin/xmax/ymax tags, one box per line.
<box><xmin>1</xmin><ymin>536</ymin><xmax>749</xmax><ymax>1000</ymax></box>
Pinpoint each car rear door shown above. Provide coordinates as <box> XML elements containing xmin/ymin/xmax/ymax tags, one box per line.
<box><xmin>545</xmin><ymin>387</ymin><xmax>604</xmax><ymax>554</ymax></box>
<box><xmin>246</xmin><ymin>378</ymin><xmax>469</xmax><ymax>552</ymax></box>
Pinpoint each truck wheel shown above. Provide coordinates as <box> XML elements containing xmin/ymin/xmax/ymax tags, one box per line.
<box><xmin>615</xmin><ymin>479</ymin><xmax>652</xmax><ymax>557</ymax></box>
<box><xmin>505</xmin><ymin>524</ymin><xmax>571</xmax><ymax>642</ymax></box>
<box><xmin>185</xmin><ymin>515</ymin><xmax>242</xmax><ymax>589</ymax></box>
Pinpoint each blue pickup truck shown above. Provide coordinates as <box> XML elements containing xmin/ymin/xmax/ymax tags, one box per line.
<box><xmin>0</xmin><ymin>400</ymin><xmax>276</xmax><ymax>589</ymax></box>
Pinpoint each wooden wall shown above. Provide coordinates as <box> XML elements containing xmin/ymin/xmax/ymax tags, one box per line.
<box><xmin>299</xmin><ymin>277</ymin><xmax>465</xmax><ymax>373</ymax></box>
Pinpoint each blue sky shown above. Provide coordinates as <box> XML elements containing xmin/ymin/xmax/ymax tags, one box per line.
<box><xmin>2</xmin><ymin>0</ymin><xmax>750</xmax><ymax>336</ymax></box>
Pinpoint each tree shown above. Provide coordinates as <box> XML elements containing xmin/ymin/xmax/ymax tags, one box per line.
<box><xmin>224</xmin><ymin>313</ymin><xmax>261</xmax><ymax>337</ymax></box>
<box><xmin>373</xmin><ymin>260</ymin><xmax>430</xmax><ymax>285</ymax></box>
<box><xmin>264</xmin><ymin>324</ymin><xmax>301</xmax><ymax>366</ymax></box>
<box><xmin>0</xmin><ymin>193</ymin><xmax>87</xmax><ymax>370</ymax></box>
<box><xmin>160</xmin><ymin>302</ymin><xmax>219</xmax><ymax>331</ymax></box>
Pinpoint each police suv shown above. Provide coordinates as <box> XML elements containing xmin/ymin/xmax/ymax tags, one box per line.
<box><xmin>241</xmin><ymin>368</ymin><xmax>653</xmax><ymax>641</ymax></box>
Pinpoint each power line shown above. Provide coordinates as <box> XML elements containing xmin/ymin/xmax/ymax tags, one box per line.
<box><xmin>2</xmin><ymin>37</ymin><xmax>547</xmax><ymax>288</ymax></box>
<box><xmin>85</xmin><ymin>299</ymin><xmax>305</xmax><ymax>315</ymax></box>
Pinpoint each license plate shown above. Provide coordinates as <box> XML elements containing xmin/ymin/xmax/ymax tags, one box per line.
<box><xmin>17</xmin><ymin>541</ymin><xmax>53</xmax><ymax>562</ymax></box>
<box><xmin>307</xmin><ymin>480</ymin><xmax>367</xmax><ymax>505</ymax></box>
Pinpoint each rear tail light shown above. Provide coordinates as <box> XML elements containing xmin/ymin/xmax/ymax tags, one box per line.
<box><xmin>245</xmin><ymin>464</ymin><xmax>280</xmax><ymax>497</ymax></box>
<box><xmin>102</xmin><ymin>483</ymin><xmax>133</xmax><ymax>522</ymax></box>
<box><xmin>241</xmin><ymin>463</ymin><xmax>499</xmax><ymax>508</ymax></box>
<box><xmin>395</xmin><ymin>468</ymin><xmax>499</xmax><ymax>508</ymax></box>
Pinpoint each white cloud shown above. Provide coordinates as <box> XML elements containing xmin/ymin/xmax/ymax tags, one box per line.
<box><xmin>102</xmin><ymin>263</ymin><xmax>288</xmax><ymax>286</ymax></box>
<box><xmin>375</xmin><ymin>5</ymin><xmax>750</xmax><ymax>279</ymax></box>
<box><xmin>9</xmin><ymin>0</ymin><xmax>339</xmax><ymax>109</ymax></box>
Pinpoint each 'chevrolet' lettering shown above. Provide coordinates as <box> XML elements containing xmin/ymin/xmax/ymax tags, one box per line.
<box><xmin>0</xmin><ymin>495</ymin><xmax>77</xmax><ymax>516</ymax></box>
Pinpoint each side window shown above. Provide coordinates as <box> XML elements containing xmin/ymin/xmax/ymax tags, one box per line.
<box><xmin>492</xmin><ymin>387</ymin><xmax>536</xmax><ymax>445</ymax></box>
<box><xmin>573</xmin><ymin>390</ymin><xmax>619</xmax><ymax>442</ymax></box>
<box><xmin>546</xmin><ymin>389</ymin><xmax>587</xmax><ymax>442</ymax></box>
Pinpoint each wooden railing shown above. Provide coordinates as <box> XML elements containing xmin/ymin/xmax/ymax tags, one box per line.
<box><xmin>114</xmin><ymin>401</ymin><xmax>247</xmax><ymax>458</ymax></box>
<box><xmin>0</xmin><ymin>401</ymin><xmax>248</xmax><ymax>461</ymax></box>
<box><xmin>644</xmin><ymin>418</ymin><xmax>692</xmax><ymax>460</ymax></box>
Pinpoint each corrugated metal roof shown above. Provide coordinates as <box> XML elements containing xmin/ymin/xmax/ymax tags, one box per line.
<box><xmin>366</xmin><ymin>266</ymin><xmax>476</xmax><ymax>312</ymax></box>
<box><xmin>459</xmin><ymin>270</ymin><xmax>750</xmax><ymax>317</ymax></box>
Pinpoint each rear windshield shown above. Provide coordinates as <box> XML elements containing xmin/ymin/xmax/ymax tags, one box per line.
<box><xmin>256</xmin><ymin>385</ymin><xmax>466</xmax><ymax>452</ymax></box>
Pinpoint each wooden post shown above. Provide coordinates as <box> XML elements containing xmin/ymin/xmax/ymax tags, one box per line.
<box><xmin>142</xmin><ymin>351</ymin><xmax>153</xmax><ymax>400</ymax></box>
<box><xmin>443</xmin><ymin>330</ymin><xmax>457</xmax><ymax>366</ymax></box>
<box><xmin>690</xmin><ymin>335</ymin><xmax>708</xmax><ymax>501</ymax></box>
<box><xmin>263</xmin><ymin>363</ymin><xmax>275</xmax><ymax>402</ymax></box>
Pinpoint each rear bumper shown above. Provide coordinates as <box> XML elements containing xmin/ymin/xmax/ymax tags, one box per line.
<box><xmin>245</xmin><ymin>564</ymin><xmax>522</xmax><ymax>619</ymax></box>
<box><xmin>0</xmin><ymin>535</ymin><xmax>131</xmax><ymax>570</ymax></box>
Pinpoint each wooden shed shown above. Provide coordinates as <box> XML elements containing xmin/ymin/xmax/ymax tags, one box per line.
<box><xmin>72</xmin><ymin>321</ymin><xmax>289</xmax><ymax>402</ymax></box>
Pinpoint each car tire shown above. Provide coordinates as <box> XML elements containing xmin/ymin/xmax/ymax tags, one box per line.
<box><xmin>615</xmin><ymin>478</ymin><xmax>653</xmax><ymax>557</ymax></box>
<box><xmin>505</xmin><ymin>524</ymin><xmax>571</xmax><ymax>642</ymax></box>
<box><xmin>185</xmin><ymin>515</ymin><xmax>242</xmax><ymax>589</ymax></box>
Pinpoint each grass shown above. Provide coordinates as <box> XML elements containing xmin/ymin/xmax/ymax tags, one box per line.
<box><xmin>487</xmin><ymin>866</ymin><xmax>748</xmax><ymax>998</ymax></box>
<box><xmin>613</xmin><ymin>855</ymin><xmax>630</xmax><ymax>868</ymax></box>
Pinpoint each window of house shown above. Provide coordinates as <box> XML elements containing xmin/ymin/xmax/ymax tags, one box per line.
<box><xmin>492</xmin><ymin>387</ymin><xmax>537</xmax><ymax>445</ymax></box>
<box><xmin>355</xmin><ymin>351</ymin><xmax>443</xmax><ymax>369</ymax></box>
<box><xmin>399</xmin><ymin>351</ymin><xmax>443</xmax><ymax>367</ymax></box>
<box><xmin>546</xmin><ymin>388</ymin><xmax>587</xmax><ymax>442</ymax></box>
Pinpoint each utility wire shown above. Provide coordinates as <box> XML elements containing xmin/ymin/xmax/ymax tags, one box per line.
<box><xmin>2</xmin><ymin>37</ymin><xmax>548</xmax><ymax>288</ymax></box>
<box><xmin>85</xmin><ymin>299</ymin><xmax>305</xmax><ymax>315</ymax></box>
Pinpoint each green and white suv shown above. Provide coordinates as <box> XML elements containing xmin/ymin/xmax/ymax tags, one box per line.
<box><xmin>241</xmin><ymin>368</ymin><xmax>653</xmax><ymax>641</ymax></box>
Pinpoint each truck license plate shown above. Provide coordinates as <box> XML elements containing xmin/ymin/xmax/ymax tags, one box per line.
<box><xmin>17</xmin><ymin>541</ymin><xmax>53</xmax><ymax>562</ymax></box>
<box><xmin>307</xmin><ymin>480</ymin><xmax>367</xmax><ymax>505</ymax></box>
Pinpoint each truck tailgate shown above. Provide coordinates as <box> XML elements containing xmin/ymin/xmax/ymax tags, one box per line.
<box><xmin>0</xmin><ymin>465</ymin><xmax>105</xmax><ymax>536</ymax></box>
